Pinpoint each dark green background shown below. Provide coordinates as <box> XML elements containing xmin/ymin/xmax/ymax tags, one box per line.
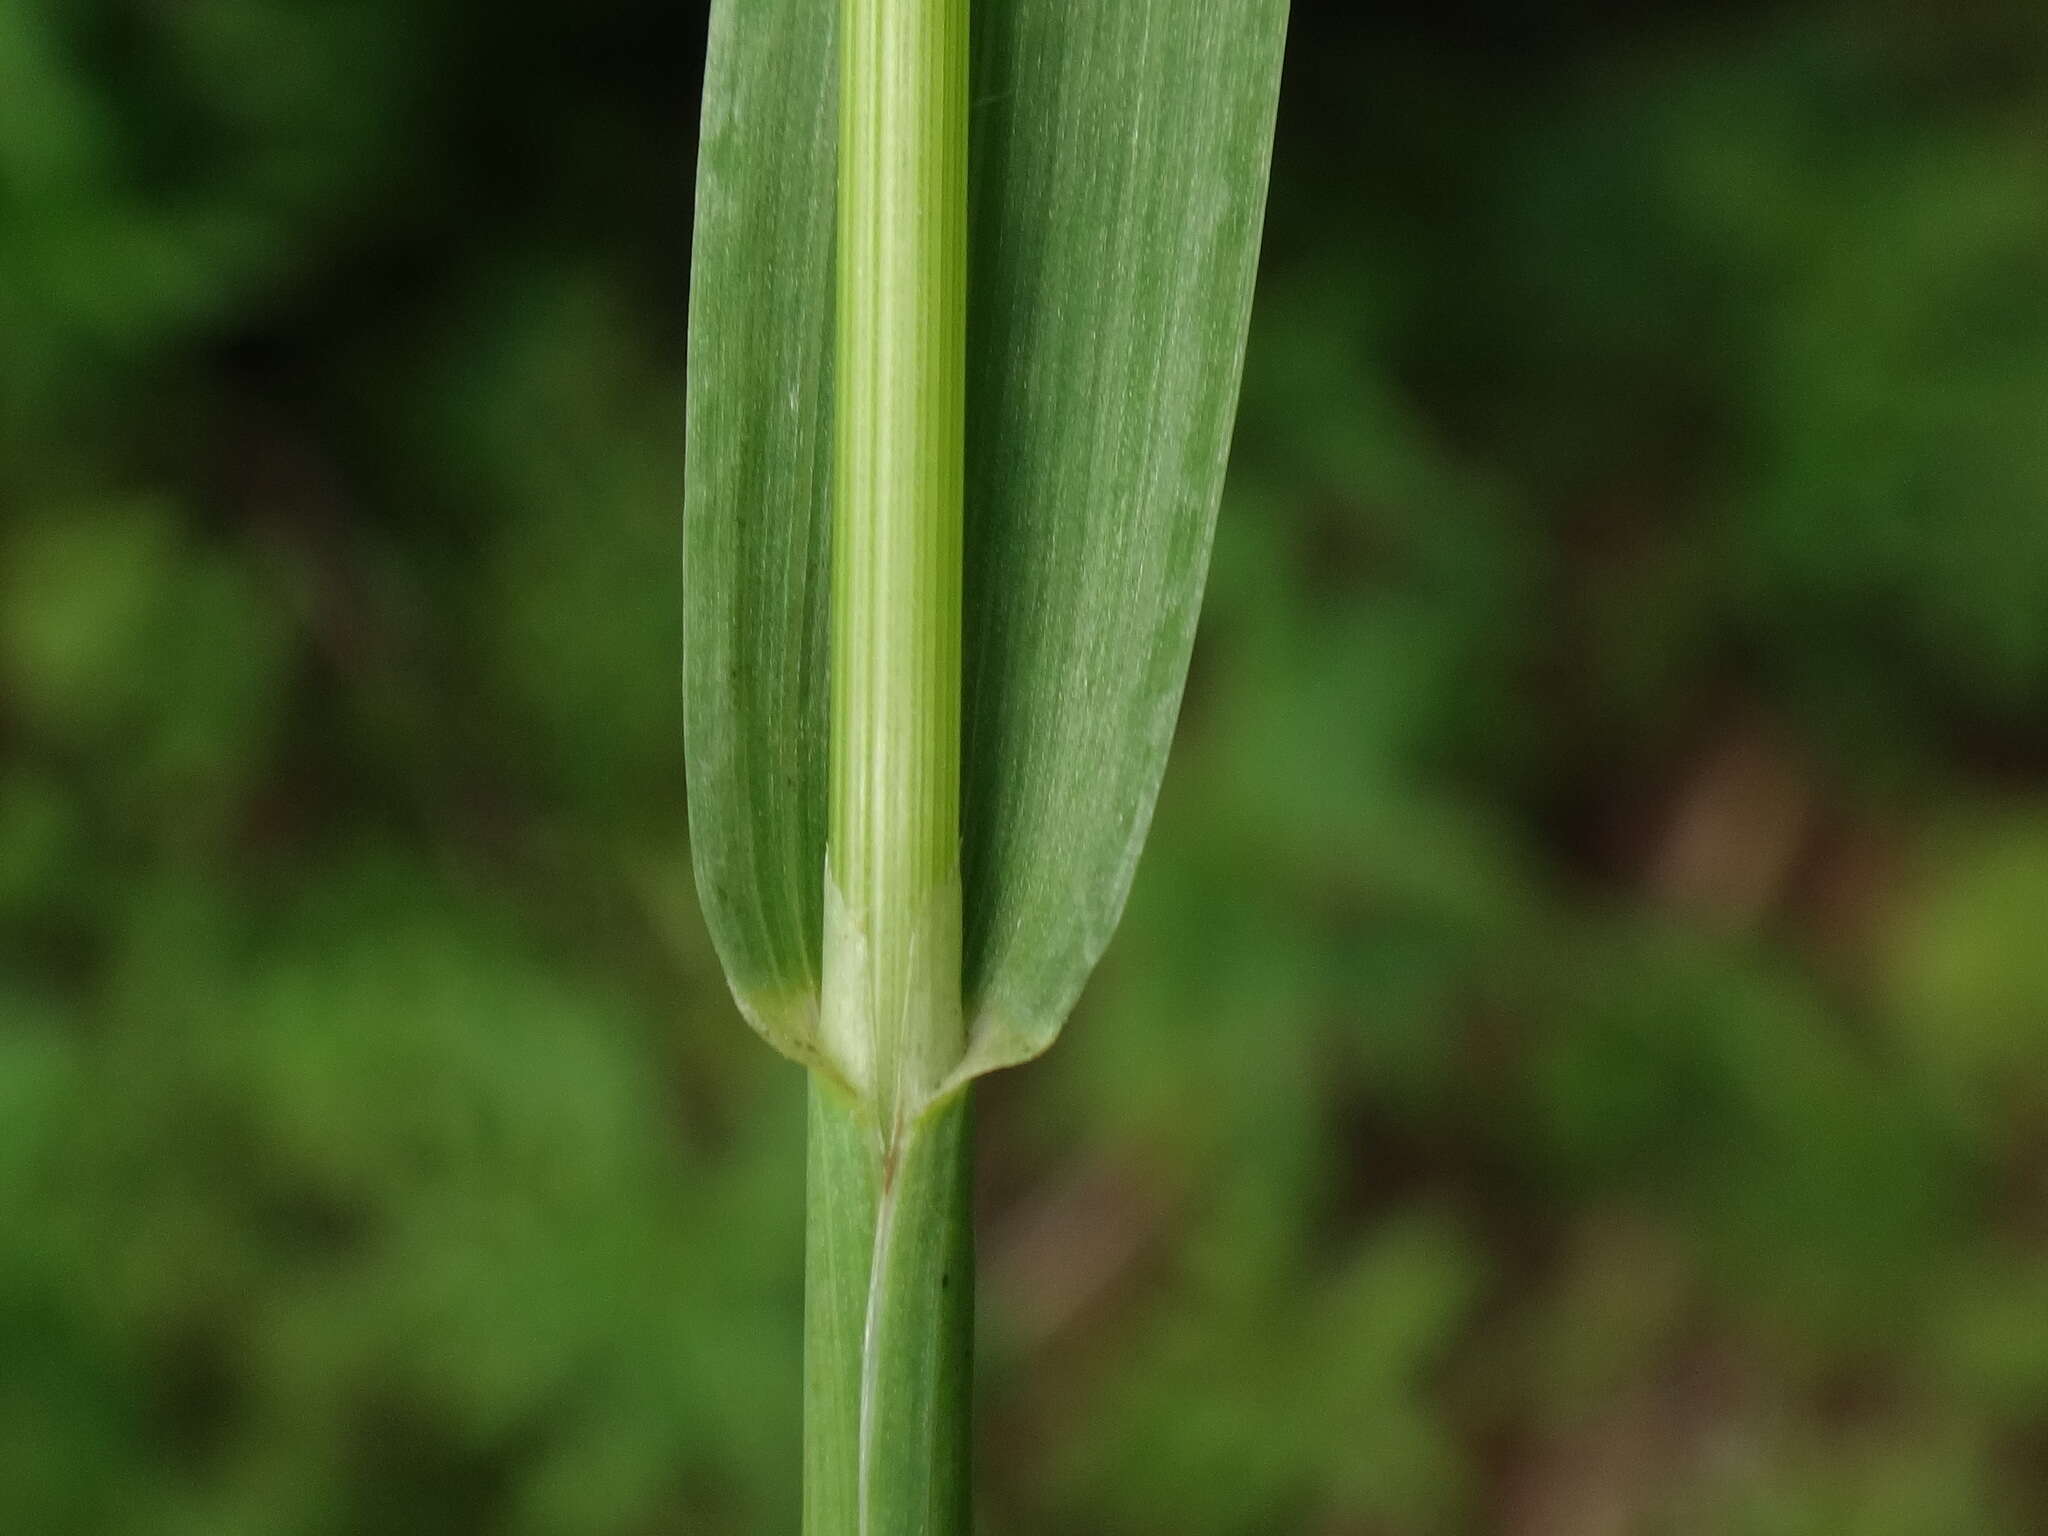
<box><xmin>6</xmin><ymin>1</ymin><xmax>2048</xmax><ymax>1531</ymax></box>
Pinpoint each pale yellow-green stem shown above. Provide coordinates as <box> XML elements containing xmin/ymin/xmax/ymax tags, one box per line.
<box><xmin>822</xmin><ymin>0</ymin><xmax>967</xmax><ymax>1136</ymax></box>
<box><xmin>807</xmin><ymin>0</ymin><xmax>972</xmax><ymax>1530</ymax></box>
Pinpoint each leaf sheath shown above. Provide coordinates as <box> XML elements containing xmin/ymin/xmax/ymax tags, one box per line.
<box><xmin>825</xmin><ymin>0</ymin><xmax>969</xmax><ymax>1128</ymax></box>
<box><xmin>805</xmin><ymin>1083</ymin><xmax>973</xmax><ymax>1536</ymax></box>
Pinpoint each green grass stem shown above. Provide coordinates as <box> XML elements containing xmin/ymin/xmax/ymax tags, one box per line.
<box><xmin>809</xmin><ymin>0</ymin><xmax>972</xmax><ymax>1528</ymax></box>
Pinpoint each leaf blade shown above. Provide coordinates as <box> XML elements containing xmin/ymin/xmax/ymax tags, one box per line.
<box><xmin>956</xmin><ymin>1</ymin><xmax>1290</xmax><ymax>1077</ymax></box>
<box><xmin>683</xmin><ymin>0</ymin><xmax>837</xmax><ymax>1065</ymax></box>
<box><xmin>684</xmin><ymin>0</ymin><xmax>1289</xmax><ymax>1082</ymax></box>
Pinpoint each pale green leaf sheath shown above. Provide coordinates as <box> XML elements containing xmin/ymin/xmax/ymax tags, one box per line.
<box><xmin>826</xmin><ymin>0</ymin><xmax>968</xmax><ymax>1130</ymax></box>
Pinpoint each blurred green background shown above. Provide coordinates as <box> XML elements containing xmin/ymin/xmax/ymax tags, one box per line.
<box><xmin>6</xmin><ymin>1</ymin><xmax>2048</xmax><ymax>1531</ymax></box>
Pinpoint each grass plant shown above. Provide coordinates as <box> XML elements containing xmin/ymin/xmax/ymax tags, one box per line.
<box><xmin>683</xmin><ymin>2</ymin><xmax>1289</xmax><ymax>1526</ymax></box>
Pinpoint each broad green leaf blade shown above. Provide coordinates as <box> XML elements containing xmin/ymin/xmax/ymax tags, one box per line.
<box><xmin>683</xmin><ymin>0</ymin><xmax>836</xmax><ymax>1070</ymax></box>
<box><xmin>955</xmin><ymin>3</ymin><xmax>1290</xmax><ymax>1081</ymax></box>
<box><xmin>684</xmin><ymin>0</ymin><xmax>1289</xmax><ymax>1085</ymax></box>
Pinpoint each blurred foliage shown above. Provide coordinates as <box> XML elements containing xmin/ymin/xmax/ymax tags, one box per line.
<box><xmin>4</xmin><ymin>1</ymin><xmax>2048</xmax><ymax>1532</ymax></box>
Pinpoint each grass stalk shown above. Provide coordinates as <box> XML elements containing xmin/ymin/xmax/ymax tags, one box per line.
<box><xmin>809</xmin><ymin>0</ymin><xmax>971</xmax><ymax>1528</ymax></box>
<box><xmin>805</xmin><ymin>1082</ymin><xmax>973</xmax><ymax>1533</ymax></box>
